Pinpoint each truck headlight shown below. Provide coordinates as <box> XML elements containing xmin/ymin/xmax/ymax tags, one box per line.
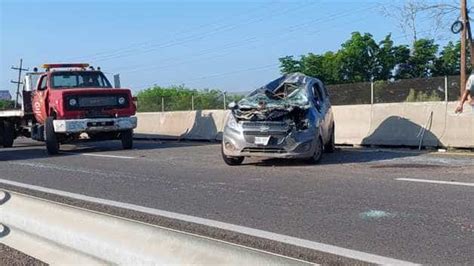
<box><xmin>118</xmin><ymin>97</ymin><xmax>126</xmax><ymax>105</ymax></box>
<box><xmin>69</xmin><ymin>98</ymin><xmax>78</xmax><ymax>106</ymax></box>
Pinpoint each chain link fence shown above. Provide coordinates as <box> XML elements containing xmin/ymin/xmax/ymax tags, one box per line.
<box><xmin>328</xmin><ymin>75</ymin><xmax>463</xmax><ymax>105</ymax></box>
<box><xmin>136</xmin><ymin>93</ymin><xmax>242</xmax><ymax>112</ymax></box>
<box><xmin>136</xmin><ymin>76</ymin><xmax>465</xmax><ymax>112</ymax></box>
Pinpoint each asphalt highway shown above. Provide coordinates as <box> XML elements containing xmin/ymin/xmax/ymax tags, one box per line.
<box><xmin>0</xmin><ymin>138</ymin><xmax>473</xmax><ymax>264</ymax></box>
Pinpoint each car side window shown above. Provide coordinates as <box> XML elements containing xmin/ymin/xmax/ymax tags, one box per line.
<box><xmin>39</xmin><ymin>76</ymin><xmax>48</xmax><ymax>90</ymax></box>
<box><xmin>312</xmin><ymin>83</ymin><xmax>324</xmax><ymax>112</ymax></box>
<box><xmin>312</xmin><ymin>83</ymin><xmax>324</xmax><ymax>103</ymax></box>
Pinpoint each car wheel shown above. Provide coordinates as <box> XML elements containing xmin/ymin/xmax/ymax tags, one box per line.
<box><xmin>121</xmin><ymin>129</ymin><xmax>133</xmax><ymax>149</ymax></box>
<box><xmin>324</xmin><ymin>123</ymin><xmax>335</xmax><ymax>153</ymax></box>
<box><xmin>221</xmin><ymin>143</ymin><xmax>244</xmax><ymax>166</ymax></box>
<box><xmin>2</xmin><ymin>120</ymin><xmax>15</xmax><ymax>148</ymax></box>
<box><xmin>45</xmin><ymin>117</ymin><xmax>59</xmax><ymax>155</ymax></box>
<box><xmin>307</xmin><ymin>136</ymin><xmax>323</xmax><ymax>164</ymax></box>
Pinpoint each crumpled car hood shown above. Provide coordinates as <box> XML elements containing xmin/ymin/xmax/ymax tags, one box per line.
<box><xmin>231</xmin><ymin>73</ymin><xmax>312</xmax><ymax>122</ymax></box>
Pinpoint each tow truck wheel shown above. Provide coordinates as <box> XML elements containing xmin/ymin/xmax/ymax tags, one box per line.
<box><xmin>121</xmin><ymin>130</ymin><xmax>133</xmax><ymax>149</ymax></box>
<box><xmin>2</xmin><ymin>120</ymin><xmax>15</xmax><ymax>148</ymax></box>
<box><xmin>306</xmin><ymin>136</ymin><xmax>323</xmax><ymax>164</ymax></box>
<box><xmin>324</xmin><ymin>123</ymin><xmax>335</xmax><ymax>153</ymax></box>
<box><xmin>45</xmin><ymin>117</ymin><xmax>59</xmax><ymax>155</ymax></box>
<box><xmin>221</xmin><ymin>144</ymin><xmax>244</xmax><ymax>166</ymax></box>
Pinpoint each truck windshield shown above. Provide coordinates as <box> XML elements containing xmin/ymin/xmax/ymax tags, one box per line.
<box><xmin>51</xmin><ymin>71</ymin><xmax>112</xmax><ymax>89</ymax></box>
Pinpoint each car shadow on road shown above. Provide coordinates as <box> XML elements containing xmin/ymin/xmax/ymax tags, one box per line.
<box><xmin>242</xmin><ymin>148</ymin><xmax>422</xmax><ymax>167</ymax></box>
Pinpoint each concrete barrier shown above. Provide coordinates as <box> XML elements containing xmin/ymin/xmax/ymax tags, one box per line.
<box><xmin>0</xmin><ymin>190</ymin><xmax>307</xmax><ymax>265</ymax></box>
<box><xmin>134</xmin><ymin>102</ymin><xmax>473</xmax><ymax>148</ymax></box>
<box><xmin>135</xmin><ymin>110</ymin><xmax>229</xmax><ymax>141</ymax></box>
<box><xmin>333</xmin><ymin>102</ymin><xmax>474</xmax><ymax>148</ymax></box>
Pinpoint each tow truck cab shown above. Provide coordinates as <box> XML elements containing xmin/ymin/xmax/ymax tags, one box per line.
<box><xmin>30</xmin><ymin>63</ymin><xmax>137</xmax><ymax>154</ymax></box>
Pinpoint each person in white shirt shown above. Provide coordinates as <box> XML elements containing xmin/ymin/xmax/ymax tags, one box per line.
<box><xmin>455</xmin><ymin>74</ymin><xmax>473</xmax><ymax>113</ymax></box>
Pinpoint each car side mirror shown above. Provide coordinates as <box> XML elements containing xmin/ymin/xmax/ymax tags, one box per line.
<box><xmin>227</xmin><ymin>101</ymin><xmax>237</xmax><ymax>109</ymax></box>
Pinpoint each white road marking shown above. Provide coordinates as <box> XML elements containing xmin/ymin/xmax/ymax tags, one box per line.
<box><xmin>396</xmin><ymin>178</ymin><xmax>474</xmax><ymax>187</ymax></box>
<box><xmin>0</xmin><ymin>179</ymin><xmax>416</xmax><ymax>265</ymax></box>
<box><xmin>62</xmin><ymin>152</ymin><xmax>135</xmax><ymax>159</ymax></box>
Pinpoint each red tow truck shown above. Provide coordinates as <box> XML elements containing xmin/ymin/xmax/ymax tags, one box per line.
<box><xmin>0</xmin><ymin>63</ymin><xmax>137</xmax><ymax>154</ymax></box>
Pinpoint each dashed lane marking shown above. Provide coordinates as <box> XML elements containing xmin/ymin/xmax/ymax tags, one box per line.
<box><xmin>396</xmin><ymin>178</ymin><xmax>474</xmax><ymax>187</ymax></box>
<box><xmin>61</xmin><ymin>152</ymin><xmax>135</xmax><ymax>159</ymax></box>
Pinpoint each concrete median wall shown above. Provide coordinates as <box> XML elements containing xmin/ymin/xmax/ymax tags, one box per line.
<box><xmin>135</xmin><ymin>110</ymin><xmax>228</xmax><ymax>141</ymax></box>
<box><xmin>135</xmin><ymin>102</ymin><xmax>473</xmax><ymax>148</ymax></box>
<box><xmin>333</xmin><ymin>102</ymin><xmax>473</xmax><ymax>148</ymax></box>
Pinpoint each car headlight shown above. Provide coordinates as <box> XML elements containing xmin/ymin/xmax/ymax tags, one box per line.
<box><xmin>69</xmin><ymin>98</ymin><xmax>77</xmax><ymax>106</ymax></box>
<box><xmin>226</xmin><ymin>114</ymin><xmax>240</xmax><ymax>130</ymax></box>
<box><xmin>118</xmin><ymin>97</ymin><xmax>126</xmax><ymax>105</ymax></box>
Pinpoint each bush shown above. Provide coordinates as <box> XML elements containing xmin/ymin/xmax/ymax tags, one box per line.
<box><xmin>0</xmin><ymin>100</ymin><xmax>15</xmax><ymax>110</ymax></box>
<box><xmin>135</xmin><ymin>85</ymin><xmax>244</xmax><ymax>112</ymax></box>
<box><xmin>405</xmin><ymin>89</ymin><xmax>442</xmax><ymax>102</ymax></box>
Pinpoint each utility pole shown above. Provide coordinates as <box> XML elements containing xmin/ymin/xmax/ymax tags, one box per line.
<box><xmin>460</xmin><ymin>0</ymin><xmax>469</xmax><ymax>96</ymax></box>
<box><xmin>10</xmin><ymin>59</ymin><xmax>28</xmax><ymax>109</ymax></box>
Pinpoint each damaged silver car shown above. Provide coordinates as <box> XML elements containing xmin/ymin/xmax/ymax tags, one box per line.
<box><xmin>222</xmin><ymin>73</ymin><xmax>335</xmax><ymax>165</ymax></box>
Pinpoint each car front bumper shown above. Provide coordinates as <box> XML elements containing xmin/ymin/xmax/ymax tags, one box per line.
<box><xmin>222</xmin><ymin>126</ymin><xmax>317</xmax><ymax>159</ymax></box>
<box><xmin>53</xmin><ymin>117</ymin><xmax>137</xmax><ymax>133</ymax></box>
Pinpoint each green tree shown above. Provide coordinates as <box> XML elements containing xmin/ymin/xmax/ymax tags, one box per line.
<box><xmin>376</xmin><ymin>34</ymin><xmax>411</xmax><ymax>80</ymax></box>
<box><xmin>338</xmin><ymin>32</ymin><xmax>380</xmax><ymax>83</ymax></box>
<box><xmin>433</xmin><ymin>41</ymin><xmax>470</xmax><ymax>76</ymax></box>
<box><xmin>399</xmin><ymin>39</ymin><xmax>439</xmax><ymax>78</ymax></box>
<box><xmin>278</xmin><ymin>56</ymin><xmax>303</xmax><ymax>74</ymax></box>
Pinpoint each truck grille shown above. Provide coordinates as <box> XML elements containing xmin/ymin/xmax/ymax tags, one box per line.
<box><xmin>65</xmin><ymin>94</ymin><xmax>129</xmax><ymax>110</ymax></box>
<box><xmin>79</xmin><ymin>96</ymin><xmax>117</xmax><ymax>107</ymax></box>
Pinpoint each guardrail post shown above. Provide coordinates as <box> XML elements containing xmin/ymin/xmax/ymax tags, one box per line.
<box><xmin>191</xmin><ymin>95</ymin><xmax>194</xmax><ymax>111</ymax></box>
<box><xmin>161</xmin><ymin>97</ymin><xmax>164</xmax><ymax>112</ymax></box>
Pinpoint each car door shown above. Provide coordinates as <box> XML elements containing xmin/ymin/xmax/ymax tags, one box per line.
<box><xmin>32</xmin><ymin>74</ymin><xmax>49</xmax><ymax>124</ymax></box>
<box><xmin>312</xmin><ymin>81</ymin><xmax>330</xmax><ymax>142</ymax></box>
<box><xmin>310</xmin><ymin>82</ymin><xmax>325</xmax><ymax>137</ymax></box>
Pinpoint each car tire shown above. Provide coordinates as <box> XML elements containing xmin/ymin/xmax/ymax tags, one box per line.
<box><xmin>221</xmin><ymin>144</ymin><xmax>244</xmax><ymax>166</ymax></box>
<box><xmin>2</xmin><ymin>120</ymin><xmax>15</xmax><ymax>148</ymax></box>
<box><xmin>121</xmin><ymin>129</ymin><xmax>133</xmax><ymax>149</ymax></box>
<box><xmin>324</xmin><ymin>123</ymin><xmax>335</xmax><ymax>153</ymax></box>
<box><xmin>45</xmin><ymin>117</ymin><xmax>59</xmax><ymax>155</ymax></box>
<box><xmin>306</xmin><ymin>136</ymin><xmax>323</xmax><ymax>164</ymax></box>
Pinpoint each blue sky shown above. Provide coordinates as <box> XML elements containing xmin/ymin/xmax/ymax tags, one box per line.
<box><xmin>0</xmin><ymin>0</ymin><xmax>457</xmax><ymax>95</ymax></box>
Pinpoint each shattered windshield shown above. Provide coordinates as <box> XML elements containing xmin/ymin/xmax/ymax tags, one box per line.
<box><xmin>238</xmin><ymin>83</ymin><xmax>309</xmax><ymax>109</ymax></box>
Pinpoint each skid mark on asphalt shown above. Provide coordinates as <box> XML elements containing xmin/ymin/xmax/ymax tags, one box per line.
<box><xmin>396</xmin><ymin>178</ymin><xmax>474</xmax><ymax>187</ymax></box>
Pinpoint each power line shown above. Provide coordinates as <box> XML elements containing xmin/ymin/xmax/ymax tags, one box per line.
<box><xmin>112</xmin><ymin>5</ymin><xmax>377</xmax><ymax>75</ymax></box>
<box><xmin>66</xmin><ymin>0</ymin><xmax>281</xmax><ymax>62</ymax></box>
<box><xmin>87</xmin><ymin>1</ymin><xmax>318</xmax><ymax>63</ymax></box>
<box><xmin>135</xmin><ymin>63</ymin><xmax>279</xmax><ymax>90</ymax></box>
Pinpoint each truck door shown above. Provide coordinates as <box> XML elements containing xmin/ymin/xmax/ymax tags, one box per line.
<box><xmin>32</xmin><ymin>75</ymin><xmax>49</xmax><ymax>124</ymax></box>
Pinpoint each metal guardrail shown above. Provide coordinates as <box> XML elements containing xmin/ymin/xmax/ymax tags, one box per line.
<box><xmin>0</xmin><ymin>190</ymin><xmax>308</xmax><ymax>265</ymax></box>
